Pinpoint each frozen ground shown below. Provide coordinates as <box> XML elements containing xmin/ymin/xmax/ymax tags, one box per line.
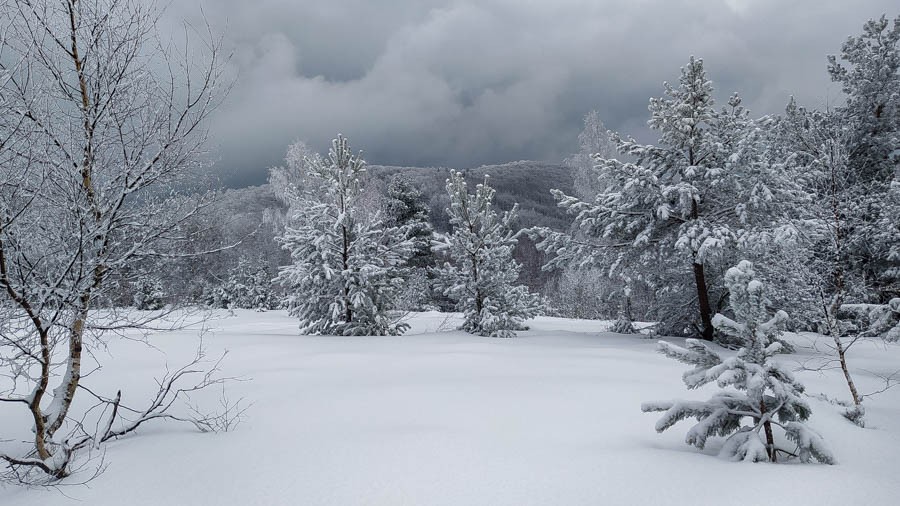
<box><xmin>2</xmin><ymin>310</ymin><xmax>899</xmax><ymax>505</ymax></box>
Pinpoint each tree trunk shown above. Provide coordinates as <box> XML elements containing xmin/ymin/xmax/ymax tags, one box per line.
<box><xmin>835</xmin><ymin>333</ymin><xmax>862</xmax><ymax>406</ymax></box>
<box><xmin>760</xmin><ymin>400</ymin><xmax>777</xmax><ymax>462</ymax></box>
<box><xmin>342</xmin><ymin>224</ymin><xmax>352</xmax><ymax>324</ymax></box>
<box><xmin>472</xmin><ymin>252</ymin><xmax>482</xmax><ymax>315</ymax></box>
<box><xmin>46</xmin><ymin>306</ymin><xmax>86</xmax><ymax>437</ymax></box>
<box><xmin>692</xmin><ymin>261</ymin><xmax>715</xmax><ymax>341</ymax></box>
<box><xmin>29</xmin><ymin>330</ymin><xmax>52</xmax><ymax>461</ymax></box>
<box><xmin>688</xmin><ymin>191</ymin><xmax>714</xmax><ymax>341</ymax></box>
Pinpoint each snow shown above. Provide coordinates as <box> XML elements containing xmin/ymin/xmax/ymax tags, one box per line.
<box><xmin>2</xmin><ymin>310</ymin><xmax>900</xmax><ymax>505</ymax></box>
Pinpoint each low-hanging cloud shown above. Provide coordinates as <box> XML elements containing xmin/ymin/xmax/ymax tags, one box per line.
<box><xmin>164</xmin><ymin>0</ymin><xmax>897</xmax><ymax>186</ymax></box>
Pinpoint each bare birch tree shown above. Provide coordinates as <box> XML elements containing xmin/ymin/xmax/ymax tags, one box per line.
<box><xmin>0</xmin><ymin>0</ymin><xmax>227</xmax><ymax>481</ymax></box>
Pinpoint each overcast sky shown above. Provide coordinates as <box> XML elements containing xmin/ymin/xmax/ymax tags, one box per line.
<box><xmin>164</xmin><ymin>0</ymin><xmax>897</xmax><ymax>186</ymax></box>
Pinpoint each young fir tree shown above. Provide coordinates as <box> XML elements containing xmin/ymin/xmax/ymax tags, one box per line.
<box><xmin>642</xmin><ymin>261</ymin><xmax>834</xmax><ymax>464</ymax></box>
<box><xmin>275</xmin><ymin>135</ymin><xmax>415</xmax><ymax>335</ymax></box>
<box><xmin>437</xmin><ymin>171</ymin><xmax>542</xmax><ymax>337</ymax></box>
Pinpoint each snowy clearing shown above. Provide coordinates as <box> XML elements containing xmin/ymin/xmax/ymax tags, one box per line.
<box><xmin>2</xmin><ymin>310</ymin><xmax>899</xmax><ymax>506</ymax></box>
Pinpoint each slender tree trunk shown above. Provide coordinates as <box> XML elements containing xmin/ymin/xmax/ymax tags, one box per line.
<box><xmin>472</xmin><ymin>252</ymin><xmax>482</xmax><ymax>314</ymax></box>
<box><xmin>623</xmin><ymin>280</ymin><xmax>633</xmax><ymax>321</ymax></box>
<box><xmin>342</xmin><ymin>224</ymin><xmax>352</xmax><ymax>324</ymax></box>
<box><xmin>760</xmin><ymin>400</ymin><xmax>776</xmax><ymax>462</ymax></box>
<box><xmin>46</xmin><ymin>307</ymin><xmax>86</xmax><ymax>437</ymax></box>
<box><xmin>826</xmin><ymin>283</ymin><xmax>862</xmax><ymax>406</ymax></box>
<box><xmin>836</xmin><ymin>337</ymin><xmax>861</xmax><ymax>405</ymax></box>
<box><xmin>39</xmin><ymin>0</ymin><xmax>94</xmax><ymax>441</ymax></box>
<box><xmin>29</xmin><ymin>330</ymin><xmax>52</xmax><ymax>460</ymax></box>
<box><xmin>692</xmin><ymin>261</ymin><xmax>715</xmax><ymax>341</ymax></box>
<box><xmin>688</xmin><ymin>192</ymin><xmax>714</xmax><ymax>341</ymax></box>
<box><xmin>825</xmin><ymin>151</ymin><xmax>861</xmax><ymax>407</ymax></box>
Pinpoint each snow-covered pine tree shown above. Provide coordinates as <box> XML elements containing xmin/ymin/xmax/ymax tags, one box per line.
<box><xmin>827</xmin><ymin>15</ymin><xmax>899</xmax><ymax>190</ymax></box>
<box><xmin>201</xmin><ymin>280</ymin><xmax>231</xmax><ymax>310</ymax></box>
<box><xmin>383</xmin><ymin>174</ymin><xmax>437</xmax><ymax>310</ymax></box>
<box><xmin>132</xmin><ymin>275</ymin><xmax>166</xmax><ymax>310</ymax></box>
<box><xmin>642</xmin><ymin>261</ymin><xmax>834</xmax><ymax>464</ymax></box>
<box><xmin>211</xmin><ymin>256</ymin><xmax>279</xmax><ymax>311</ymax></box>
<box><xmin>437</xmin><ymin>171</ymin><xmax>542</xmax><ymax>337</ymax></box>
<box><xmin>610</xmin><ymin>312</ymin><xmax>637</xmax><ymax>334</ymax></box>
<box><xmin>275</xmin><ymin>135</ymin><xmax>415</xmax><ymax>336</ymax></box>
<box><xmin>536</xmin><ymin>57</ymin><xmax>795</xmax><ymax>339</ymax></box>
<box><xmin>826</xmin><ymin>15</ymin><xmax>900</xmax><ymax>302</ymax></box>
<box><xmin>384</xmin><ymin>174</ymin><xmax>435</xmax><ymax>265</ymax></box>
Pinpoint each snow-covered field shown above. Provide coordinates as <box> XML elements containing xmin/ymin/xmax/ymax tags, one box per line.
<box><xmin>2</xmin><ymin>311</ymin><xmax>899</xmax><ymax>506</ymax></box>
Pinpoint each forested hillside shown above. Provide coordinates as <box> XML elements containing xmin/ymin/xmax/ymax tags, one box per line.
<box><xmin>366</xmin><ymin>161</ymin><xmax>576</xmax><ymax>232</ymax></box>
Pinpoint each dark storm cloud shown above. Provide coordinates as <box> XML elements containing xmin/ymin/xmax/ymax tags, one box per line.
<box><xmin>164</xmin><ymin>0</ymin><xmax>898</xmax><ymax>186</ymax></box>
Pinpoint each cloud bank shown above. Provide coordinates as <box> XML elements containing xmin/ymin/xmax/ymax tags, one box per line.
<box><xmin>164</xmin><ymin>0</ymin><xmax>897</xmax><ymax>185</ymax></box>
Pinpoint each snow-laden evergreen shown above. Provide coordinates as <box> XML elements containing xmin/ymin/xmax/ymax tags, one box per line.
<box><xmin>383</xmin><ymin>174</ymin><xmax>438</xmax><ymax>310</ymax></box>
<box><xmin>132</xmin><ymin>275</ymin><xmax>166</xmax><ymax>310</ymax></box>
<box><xmin>877</xmin><ymin>183</ymin><xmax>900</xmax><ymax>298</ymax></box>
<box><xmin>535</xmin><ymin>57</ymin><xmax>797</xmax><ymax>339</ymax></box>
<box><xmin>206</xmin><ymin>256</ymin><xmax>280</xmax><ymax>311</ymax></box>
<box><xmin>825</xmin><ymin>15</ymin><xmax>900</xmax><ymax>302</ymax></box>
<box><xmin>827</xmin><ymin>15</ymin><xmax>899</xmax><ymax>189</ymax></box>
<box><xmin>642</xmin><ymin>261</ymin><xmax>834</xmax><ymax>464</ymax></box>
<box><xmin>275</xmin><ymin>135</ymin><xmax>415</xmax><ymax>335</ymax></box>
<box><xmin>383</xmin><ymin>174</ymin><xmax>435</xmax><ymax>266</ymax></box>
<box><xmin>436</xmin><ymin>171</ymin><xmax>542</xmax><ymax>337</ymax></box>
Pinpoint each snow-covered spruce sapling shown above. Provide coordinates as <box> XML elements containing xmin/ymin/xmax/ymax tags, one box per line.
<box><xmin>642</xmin><ymin>261</ymin><xmax>834</xmax><ymax>463</ymax></box>
<box><xmin>436</xmin><ymin>171</ymin><xmax>542</xmax><ymax>337</ymax></box>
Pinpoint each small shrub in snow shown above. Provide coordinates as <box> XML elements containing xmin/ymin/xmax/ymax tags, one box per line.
<box><xmin>642</xmin><ymin>261</ymin><xmax>834</xmax><ymax>463</ymax></box>
<box><xmin>610</xmin><ymin>313</ymin><xmax>636</xmax><ymax>334</ymax></box>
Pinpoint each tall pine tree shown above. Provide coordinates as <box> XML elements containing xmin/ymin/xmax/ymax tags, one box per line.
<box><xmin>537</xmin><ymin>58</ymin><xmax>793</xmax><ymax>339</ymax></box>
